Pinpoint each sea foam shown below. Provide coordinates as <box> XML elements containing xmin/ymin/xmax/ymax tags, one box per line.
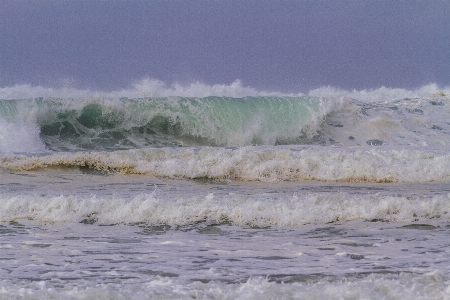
<box><xmin>308</xmin><ymin>83</ymin><xmax>449</xmax><ymax>102</ymax></box>
<box><xmin>1</xmin><ymin>190</ymin><xmax>449</xmax><ymax>226</ymax></box>
<box><xmin>0</xmin><ymin>272</ymin><xmax>448</xmax><ymax>300</ymax></box>
<box><xmin>2</xmin><ymin>147</ymin><xmax>450</xmax><ymax>183</ymax></box>
<box><xmin>0</xmin><ymin>119</ymin><xmax>47</xmax><ymax>153</ymax></box>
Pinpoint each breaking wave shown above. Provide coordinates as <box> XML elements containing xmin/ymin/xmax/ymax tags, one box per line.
<box><xmin>2</xmin><ymin>147</ymin><xmax>450</xmax><ymax>183</ymax></box>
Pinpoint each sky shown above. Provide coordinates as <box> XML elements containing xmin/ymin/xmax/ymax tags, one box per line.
<box><xmin>1</xmin><ymin>0</ymin><xmax>449</xmax><ymax>93</ymax></box>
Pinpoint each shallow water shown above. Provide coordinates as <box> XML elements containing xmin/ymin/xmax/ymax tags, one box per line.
<box><xmin>1</xmin><ymin>170</ymin><xmax>450</xmax><ymax>299</ymax></box>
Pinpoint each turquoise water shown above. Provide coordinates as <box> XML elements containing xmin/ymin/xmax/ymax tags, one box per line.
<box><xmin>0</xmin><ymin>96</ymin><xmax>337</xmax><ymax>150</ymax></box>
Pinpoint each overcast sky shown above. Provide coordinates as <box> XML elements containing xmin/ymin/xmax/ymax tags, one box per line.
<box><xmin>1</xmin><ymin>1</ymin><xmax>449</xmax><ymax>92</ymax></box>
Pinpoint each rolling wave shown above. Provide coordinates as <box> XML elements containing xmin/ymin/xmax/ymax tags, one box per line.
<box><xmin>0</xmin><ymin>96</ymin><xmax>340</xmax><ymax>151</ymax></box>
<box><xmin>2</xmin><ymin>147</ymin><xmax>450</xmax><ymax>183</ymax></box>
<box><xmin>1</xmin><ymin>189</ymin><xmax>449</xmax><ymax>226</ymax></box>
<box><xmin>1</xmin><ymin>93</ymin><xmax>449</xmax><ymax>152</ymax></box>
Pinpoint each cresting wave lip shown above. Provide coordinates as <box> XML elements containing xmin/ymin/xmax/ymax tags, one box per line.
<box><xmin>0</xmin><ymin>79</ymin><xmax>289</xmax><ymax>99</ymax></box>
<box><xmin>1</xmin><ymin>191</ymin><xmax>449</xmax><ymax>226</ymax></box>
<box><xmin>1</xmin><ymin>147</ymin><xmax>450</xmax><ymax>183</ymax></box>
<box><xmin>0</xmin><ymin>79</ymin><xmax>448</xmax><ymax>100</ymax></box>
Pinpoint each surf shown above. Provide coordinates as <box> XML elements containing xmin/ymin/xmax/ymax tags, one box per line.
<box><xmin>0</xmin><ymin>96</ymin><xmax>341</xmax><ymax>151</ymax></box>
<box><xmin>2</xmin><ymin>146</ymin><xmax>450</xmax><ymax>183</ymax></box>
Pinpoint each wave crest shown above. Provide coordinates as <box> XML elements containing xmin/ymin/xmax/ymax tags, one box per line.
<box><xmin>308</xmin><ymin>83</ymin><xmax>449</xmax><ymax>102</ymax></box>
<box><xmin>0</xmin><ymin>79</ymin><xmax>287</xmax><ymax>99</ymax></box>
<box><xmin>1</xmin><ymin>79</ymin><xmax>448</xmax><ymax>100</ymax></box>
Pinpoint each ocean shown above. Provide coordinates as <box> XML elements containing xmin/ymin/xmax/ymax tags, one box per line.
<box><xmin>1</xmin><ymin>83</ymin><xmax>450</xmax><ymax>299</ymax></box>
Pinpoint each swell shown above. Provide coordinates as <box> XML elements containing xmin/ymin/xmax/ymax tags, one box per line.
<box><xmin>2</xmin><ymin>147</ymin><xmax>450</xmax><ymax>183</ymax></box>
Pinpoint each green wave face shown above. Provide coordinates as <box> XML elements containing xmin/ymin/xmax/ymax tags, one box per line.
<box><xmin>0</xmin><ymin>97</ymin><xmax>333</xmax><ymax>151</ymax></box>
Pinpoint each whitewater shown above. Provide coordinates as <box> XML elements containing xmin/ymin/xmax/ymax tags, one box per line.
<box><xmin>1</xmin><ymin>81</ymin><xmax>450</xmax><ymax>299</ymax></box>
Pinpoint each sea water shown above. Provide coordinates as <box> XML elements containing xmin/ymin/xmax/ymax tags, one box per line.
<box><xmin>1</xmin><ymin>83</ymin><xmax>450</xmax><ymax>299</ymax></box>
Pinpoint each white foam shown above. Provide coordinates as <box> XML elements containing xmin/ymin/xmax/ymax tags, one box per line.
<box><xmin>0</xmin><ymin>119</ymin><xmax>47</xmax><ymax>153</ymax></box>
<box><xmin>321</xmin><ymin>96</ymin><xmax>450</xmax><ymax>147</ymax></box>
<box><xmin>308</xmin><ymin>83</ymin><xmax>450</xmax><ymax>102</ymax></box>
<box><xmin>2</xmin><ymin>147</ymin><xmax>450</xmax><ymax>183</ymax></box>
<box><xmin>1</xmin><ymin>190</ymin><xmax>449</xmax><ymax>226</ymax></box>
<box><xmin>0</xmin><ymin>272</ymin><xmax>448</xmax><ymax>300</ymax></box>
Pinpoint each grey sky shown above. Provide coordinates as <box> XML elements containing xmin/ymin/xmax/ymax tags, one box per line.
<box><xmin>1</xmin><ymin>1</ymin><xmax>449</xmax><ymax>92</ymax></box>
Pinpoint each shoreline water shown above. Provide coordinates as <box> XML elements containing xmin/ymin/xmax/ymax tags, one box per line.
<box><xmin>1</xmin><ymin>91</ymin><xmax>449</xmax><ymax>298</ymax></box>
<box><xmin>1</xmin><ymin>171</ymin><xmax>449</xmax><ymax>299</ymax></box>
